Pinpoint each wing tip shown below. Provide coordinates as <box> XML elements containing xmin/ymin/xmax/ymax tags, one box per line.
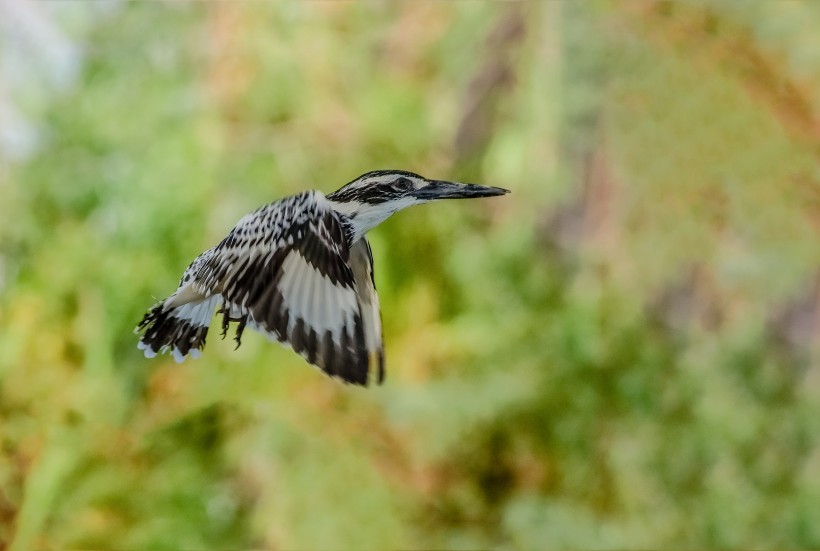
<box><xmin>368</xmin><ymin>349</ymin><xmax>385</xmax><ymax>386</ymax></box>
<box><xmin>376</xmin><ymin>349</ymin><xmax>385</xmax><ymax>384</ymax></box>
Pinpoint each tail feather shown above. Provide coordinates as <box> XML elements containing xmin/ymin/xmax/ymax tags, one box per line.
<box><xmin>136</xmin><ymin>295</ymin><xmax>220</xmax><ymax>363</ymax></box>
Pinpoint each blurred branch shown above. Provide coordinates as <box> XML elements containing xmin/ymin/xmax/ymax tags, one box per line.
<box><xmin>625</xmin><ymin>0</ymin><xmax>820</xmax><ymax>147</ymax></box>
<box><xmin>767</xmin><ymin>271</ymin><xmax>820</xmax><ymax>368</ymax></box>
<box><xmin>454</xmin><ymin>6</ymin><xmax>526</xmax><ymax>176</ymax></box>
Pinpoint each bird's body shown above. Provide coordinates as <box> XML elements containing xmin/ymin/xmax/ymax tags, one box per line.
<box><xmin>136</xmin><ymin>170</ymin><xmax>508</xmax><ymax>385</ymax></box>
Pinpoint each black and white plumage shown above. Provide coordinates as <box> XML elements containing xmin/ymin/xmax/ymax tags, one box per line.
<box><xmin>136</xmin><ymin>170</ymin><xmax>509</xmax><ymax>386</ymax></box>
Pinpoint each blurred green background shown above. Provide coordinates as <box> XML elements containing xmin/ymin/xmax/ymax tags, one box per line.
<box><xmin>2</xmin><ymin>1</ymin><xmax>820</xmax><ymax>549</ymax></box>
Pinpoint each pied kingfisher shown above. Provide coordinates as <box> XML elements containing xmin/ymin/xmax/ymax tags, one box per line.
<box><xmin>136</xmin><ymin>170</ymin><xmax>509</xmax><ymax>385</ymax></box>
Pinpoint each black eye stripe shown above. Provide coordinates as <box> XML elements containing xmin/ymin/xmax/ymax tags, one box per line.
<box><xmin>326</xmin><ymin>172</ymin><xmax>421</xmax><ymax>204</ymax></box>
<box><xmin>393</xmin><ymin>177</ymin><xmax>413</xmax><ymax>190</ymax></box>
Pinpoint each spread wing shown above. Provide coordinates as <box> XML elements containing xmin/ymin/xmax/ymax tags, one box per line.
<box><xmin>350</xmin><ymin>239</ymin><xmax>385</xmax><ymax>383</ymax></box>
<box><xmin>192</xmin><ymin>190</ymin><xmax>381</xmax><ymax>385</ymax></box>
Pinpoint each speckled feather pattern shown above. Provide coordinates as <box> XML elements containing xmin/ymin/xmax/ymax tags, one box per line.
<box><xmin>135</xmin><ymin>169</ymin><xmax>507</xmax><ymax>385</ymax></box>
<box><xmin>136</xmin><ymin>190</ymin><xmax>384</xmax><ymax>385</ymax></box>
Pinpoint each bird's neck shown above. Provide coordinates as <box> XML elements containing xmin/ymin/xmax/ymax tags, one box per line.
<box><xmin>328</xmin><ymin>200</ymin><xmax>396</xmax><ymax>243</ymax></box>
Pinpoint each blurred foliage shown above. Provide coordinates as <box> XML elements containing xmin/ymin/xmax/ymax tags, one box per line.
<box><xmin>2</xmin><ymin>1</ymin><xmax>820</xmax><ymax>549</ymax></box>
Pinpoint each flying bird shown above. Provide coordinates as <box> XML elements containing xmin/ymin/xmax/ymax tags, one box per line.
<box><xmin>136</xmin><ymin>170</ymin><xmax>509</xmax><ymax>385</ymax></box>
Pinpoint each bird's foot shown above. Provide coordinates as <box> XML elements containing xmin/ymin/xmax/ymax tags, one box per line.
<box><xmin>234</xmin><ymin>316</ymin><xmax>247</xmax><ymax>350</ymax></box>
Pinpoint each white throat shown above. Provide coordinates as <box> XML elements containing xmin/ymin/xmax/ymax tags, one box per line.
<box><xmin>328</xmin><ymin>197</ymin><xmax>418</xmax><ymax>242</ymax></box>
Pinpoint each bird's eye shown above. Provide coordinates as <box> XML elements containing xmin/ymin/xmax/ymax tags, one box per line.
<box><xmin>393</xmin><ymin>177</ymin><xmax>414</xmax><ymax>191</ymax></box>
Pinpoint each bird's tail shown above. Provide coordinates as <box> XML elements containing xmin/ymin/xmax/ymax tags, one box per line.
<box><xmin>136</xmin><ymin>294</ymin><xmax>221</xmax><ymax>363</ymax></box>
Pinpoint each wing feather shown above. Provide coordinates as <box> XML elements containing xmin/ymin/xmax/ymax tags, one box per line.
<box><xmin>350</xmin><ymin>239</ymin><xmax>385</xmax><ymax>383</ymax></box>
<box><xmin>187</xmin><ymin>190</ymin><xmax>380</xmax><ymax>385</ymax></box>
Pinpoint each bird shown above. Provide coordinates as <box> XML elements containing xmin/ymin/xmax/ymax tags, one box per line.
<box><xmin>135</xmin><ymin>169</ymin><xmax>509</xmax><ymax>386</ymax></box>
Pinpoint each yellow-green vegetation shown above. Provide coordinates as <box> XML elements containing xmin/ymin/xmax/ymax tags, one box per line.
<box><xmin>2</xmin><ymin>1</ymin><xmax>820</xmax><ymax>549</ymax></box>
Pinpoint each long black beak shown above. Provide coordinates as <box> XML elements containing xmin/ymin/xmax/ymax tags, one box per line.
<box><xmin>412</xmin><ymin>180</ymin><xmax>510</xmax><ymax>200</ymax></box>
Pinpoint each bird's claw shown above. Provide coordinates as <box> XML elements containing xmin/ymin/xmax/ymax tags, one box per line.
<box><xmin>234</xmin><ymin>316</ymin><xmax>247</xmax><ymax>350</ymax></box>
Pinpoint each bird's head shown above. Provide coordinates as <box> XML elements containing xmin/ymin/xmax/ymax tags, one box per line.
<box><xmin>326</xmin><ymin>170</ymin><xmax>509</xmax><ymax>239</ymax></box>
